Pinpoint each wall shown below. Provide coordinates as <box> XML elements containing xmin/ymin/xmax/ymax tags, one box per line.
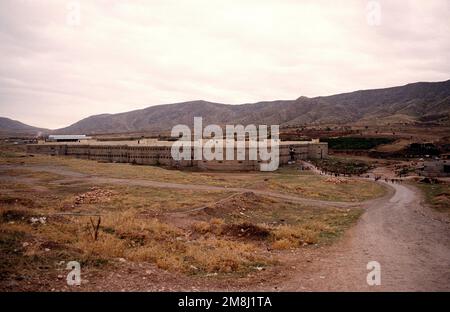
<box><xmin>422</xmin><ymin>160</ymin><xmax>450</xmax><ymax>177</ymax></box>
<box><xmin>27</xmin><ymin>141</ymin><xmax>328</xmax><ymax>171</ymax></box>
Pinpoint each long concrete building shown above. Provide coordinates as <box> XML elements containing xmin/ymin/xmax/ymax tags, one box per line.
<box><xmin>27</xmin><ymin>138</ymin><xmax>327</xmax><ymax>171</ymax></box>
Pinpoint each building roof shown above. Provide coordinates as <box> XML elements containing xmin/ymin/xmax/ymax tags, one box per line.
<box><xmin>36</xmin><ymin>138</ymin><xmax>326</xmax><ymax>147</ymax></box>
<box><xmin>48</xmin><ymin>135</ymin><xmax>89</xmax><ymax>140</ymax></box>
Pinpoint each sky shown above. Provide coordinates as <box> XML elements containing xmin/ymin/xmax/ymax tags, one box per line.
<box><xmin>0</xmin><ymin>0</ymin><xmax>449</xmax><ymax>129</ymax></box>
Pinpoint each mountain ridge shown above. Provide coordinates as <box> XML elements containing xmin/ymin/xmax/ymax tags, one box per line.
<box><xmin>2</xmin><ymin>79</ymin><xmax>449</xmax><ymax>135</ymax></box>
<box><xmin>0</xmin><ymin>117</ymin><xmax>48</xmax><ymax>136</ymax></box>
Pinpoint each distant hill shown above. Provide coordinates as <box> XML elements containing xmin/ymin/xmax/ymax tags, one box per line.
<box><xmin>3</xmin><ymin>79</ymin><xmax>449</xmax><ymax>136</ymax></box>
<box><xmin>0</xmin><ymin>117</ymin><xmax>48</xmax><ymax>136</ymax></box>
<box><xmin>54</xmin><ymin>79</ymin><xmax>450</xmax><ymax>135</ymax></box>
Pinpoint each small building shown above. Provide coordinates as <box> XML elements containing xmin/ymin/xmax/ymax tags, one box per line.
<box><xmin>421</xmin><ymin>154</ymin><xmax>450</xmax><ymax>177</ymax></box>
<box><xmin>47</xmin><ymin>135</ymin><xmax>91</xmax><ymax>142</ymax></box>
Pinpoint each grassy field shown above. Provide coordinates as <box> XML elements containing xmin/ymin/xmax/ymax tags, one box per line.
<box><xmin>1</xmin><ymin>145</ymin><xmax>384</xmax><ymax>289</ymax></box>
<box><xmin>0</xmin><ymin>177</ymin><xmax>259</xmax><ymax>278</ymax></box>
<box><xmin>0</xmin><ymin>151</ymin><xmax>369</xmax><ymax>289</ymax></box>
<box><xmin>265</xmin><ymin>169</ymin><xmax>384</xmax><ymax>202</ymax></box>
<box><xmin>0</xmin><ymin>151</ymin><xmax>385</xmax><ymax>202</ymax></box>
<box><xmin>0</xmin><ymin>174</ymin><xmax>362</xmax><ymax>281</ymax></box>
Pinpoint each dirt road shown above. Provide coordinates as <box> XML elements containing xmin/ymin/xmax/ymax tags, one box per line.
<box><xmin>274</xmin><ymin>182</ymin><xmax>450</xmax><ymax>291</ymax></box>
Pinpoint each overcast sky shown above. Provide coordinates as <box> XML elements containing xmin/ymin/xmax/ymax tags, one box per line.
<box><xmin>0</xmin><ymin>0</ymin><xmax>449</xmax><ymax>129</ymax></box>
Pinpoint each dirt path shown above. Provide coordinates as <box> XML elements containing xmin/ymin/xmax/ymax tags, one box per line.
<box><xmin>271</xmin><ymin>182</ymin><xmax>450</xmax><ymax>291</ymax></box>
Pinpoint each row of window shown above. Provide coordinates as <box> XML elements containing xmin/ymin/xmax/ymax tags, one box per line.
<box><xmin>78</xmin><ymin>146</ymin><xmax>171</xmax><ymax>151</ymax></box>
<box><xmin>70</xmin><ymin>154</ymin><xmax>175</xmax><ymax>160</ymax></box>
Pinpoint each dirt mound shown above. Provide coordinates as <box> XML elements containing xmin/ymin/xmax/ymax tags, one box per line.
<box><xmin>74</xmin><ymin>187</ymin><xmax>117</xmax><ymax>206</ymax></box>
<box><xmin>204</xmin><ymin>191</ymin><xmax>263</xmax><ymax>217</ymax></box>
<box><xmin>223</xmin><ymin>222</ymin><xmax>270</xmax><ymax>240</ymax></box>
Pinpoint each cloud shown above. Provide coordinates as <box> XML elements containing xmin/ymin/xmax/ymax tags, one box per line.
<box><xmin>0</xmin><ymin>0</ymin><xmax>449</xmax><ymax>128</ymax></box>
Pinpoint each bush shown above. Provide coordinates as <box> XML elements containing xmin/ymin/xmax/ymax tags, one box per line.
<box><xmin>321</xmin><ymin>137</ymin><xmax>394</xmax><ymax>150</ymax></box>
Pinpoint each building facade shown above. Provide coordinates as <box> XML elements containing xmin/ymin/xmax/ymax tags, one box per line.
<box><xmin>27</xmin><ymin>139</ymin><xmax>328</xmax><ymax>171</ymax></box>
<box><xmin>421</xmin><ymin>154</ymin><xmax>450</xmax><ymax>177</ymax></box>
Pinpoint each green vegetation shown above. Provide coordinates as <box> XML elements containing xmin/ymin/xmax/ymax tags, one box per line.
<box><xmin>310</xmin><ymin>156</ymin><xmax>374</xmax><ymax>175</ymax></box>
<box><xmin>405</xmin><ymin>143</ymin><xmax>440</xmax><ymax>156</ymax></box>
<box><xmin>321</xmin><ymin>137</ymin><xmax>394</xmax><ymax>150</ymax></box>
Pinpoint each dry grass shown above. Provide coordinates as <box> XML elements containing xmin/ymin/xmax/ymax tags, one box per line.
<box><xmin>0</xmin><ymin>205</ymin><xmax>270</xmax><ymax>276</ymax></box>
<box><xmin>0</xmin><ymin>166</ymin><xmax>232</xmax><ymax>214</ymax></box>
<box><xmin>191</xmin><ymin>220</ymin><xmax>213</xmax><ymax>234</ymax></box>
<box><xmin>192</xmin><ymin>193</ymin><xmax>363</xmax><ymax>251</ymax></box>
<box><xmin>104</xmin><ymin>186</ymin><xmax>231</xmax><ymax>213</ymax></box>
<box><xmin>0</xmin><ymin>169</ymin><xmax>64</xmax><ymax>182</ymax></box>
<box><xmin>1</xmin><ymin>151</ymin><xmax>385</xmax><ymax>202</ymax></box>
<box><xmin>416</xmin><ymin>182</ymin><xmax>450</xmax><ymax>217</ymax></box>
<box><xmin>191</xmin><ymin>218</ymin><xmax>225</xmax><ymax>234</ymax></box>
<box><xmin>127</xmin><ymin>237</ymin><xmax>264</xmax><ymax>274</ymax></box>
<box><xmin>0</xmin><ymin>185</ymin><xmax>362</xmax><ymax>279</ymax></box>
<box><xmin>266</xmin><ymin>172</ymin><xmax>386</xmax><ymax>202</ymax></box>
<box><xmin>0</xmin><ymin>146</ymin><xmax>366</xmax><ymax>287</ymax></box>
<box><xmin>271</xmin><ymin>221</ymin><xmax>332</xmax><ymax>249</ymax></box>
<box><xmin>73</xmin><ymin>210</ymin><xmax>267</xmax><ymax>274</ymax></box>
